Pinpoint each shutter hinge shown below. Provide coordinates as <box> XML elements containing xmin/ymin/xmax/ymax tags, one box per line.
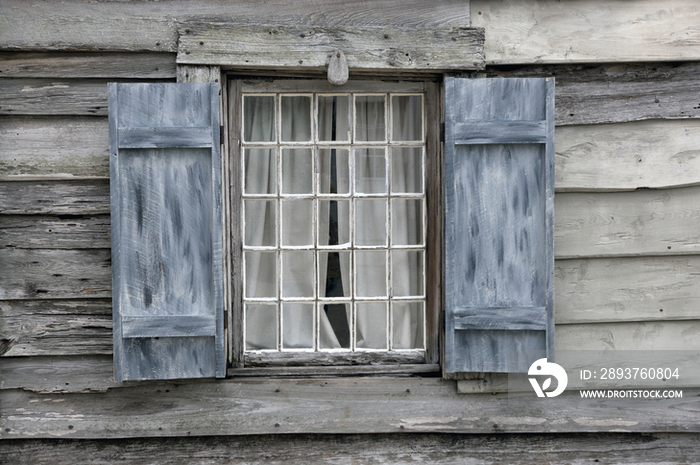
<box><xmin>220</xmin><ymin>125</ymin><xmax>225</xmax><ymax>145</ymax></box>
<box><xmin>440</xmin><ymin>122</ymin><xmax>445</xmax><ymax>142</ymax></box>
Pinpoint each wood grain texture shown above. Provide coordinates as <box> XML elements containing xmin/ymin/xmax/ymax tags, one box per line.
<box><xmin>0</xmin><ymin>52</ymin><xmax>176</xmax><ymax>78</ymax></box>
<box><xmin>0</xmin><ymin>300</ymin><xmax>112</xmax><ymax>357</ymax></box>
<box><xmin>0</xmin><ymin>215</ymin><xmax>110</xmax><ymax>249</ymax></box>
<box><xmin>0</xmin><ymin>355</ymin><xmax>117</xmax><ymax>392</ymax></box>
<box><xmin>555</xmin><ymin>187</ymin><xmax>700</xmax><ymax>259</ymax></box>
<box><xmin>444</xmin><ymin>77</ymin><xmax>554</xmax><ymax>374</ymax></box>
<box><xmin>0</xmin><ymin>180</ymin><xmax>110</xmax><ymax>215</ymax></box>
<box><xmin>556</xmin><ymin>320</ymin><xmax>700</xmax><ymax>351</ymax></box>
<box><xmin>0</xmin><ymin>79</ymin><xmax>109</xmax><ymax>115</ymax></box>
<box><xmin>177</xmin><ymin>23</ymin><xmax>484</xmax><ymax>70</ymax></box>
<box><xmin>0</xmin><ymin>116</ymin><xmax>109</xmax><ymax>180</ymax></box>
<box><xmin>555</xmin><ymin>120</ymin><xmax>700</xmax><ymax>192</ymax></box>
<box><xmin>3</xmin><ymin>433</ymin><xmax>700</xmax><ymax>464</ymax></box>
<box><xmin>0</xmin><ymin>248</ymin><xmax>111</xmax><ymax>300</ymax></box>
<box><xmin>0</xmin><ymin>0</ymin><xmax>470</xmax><ymax>52</ymax></box>
<box><xmin>481</xmin><ymin>62</ymin><xmax>700</xmax><ymax>126</ymax></box>
<box><xmin>176</xmin><ymin>65</ymin><xmax>221</xmax><ymax>84</ymax></box>
<box><xmin>471</xmin><ymin>0</ymin><xmax>700</xmax><ymax>64</ymax></box>
<box><xmin>2</xmin><ymin>378</ymin><xmax>700</xmax><ymax>438</ymax></box>
<box><xmin>555</xmin><ymin>256</ymin><xmax>700</xmax><ymax>324</ymax></box>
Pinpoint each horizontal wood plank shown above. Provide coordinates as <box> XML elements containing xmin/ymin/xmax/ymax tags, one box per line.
<box><xmin>0</xmin><ymin>300</ymin><xmax>112</xmax><ymax>357</ymax></box>
<box><xmin>555</xmin><ymin>256</ymin><xmax>700</xmax><ymax>324</ymax></box>
<box><xmin>481</xmin><ymin>62</ymin><xmax>700</xmax><ymax>126</ymax></box>
<box><xmin>117</xmin><ymin>127</ymin><xmax>213</xmax><ymax>148</ymax></box>
<box><xmin>2</xmin><ymin>378</ymin><xmax>699</xmax><ymax>438</ymax></box>
<box><xmin>0</xmin><ymin>79</ymin><xmax>110</xmax><ymax>116</ymax></box>
<box><xmin>454</xmin><ymin>307</ymin><xmax>546</xmax><ymax>331</ymax></box>
<box><xmin>555</xmin><ymin>187</ymin><xmax>700</xmax><ymax>258</ymax></box>
<box><xmin>0</xmin><ymin>180</ymin><xmax>110</xmax><ymax>215</ymax></box>
<box><xmin>453</xmin><ymin>120</ymin><xmax>547</xmax><ymax>144</ymax></box>
<box><xmin>555</xmin><ymin>120</ymin><xmax>700</xmax><ymax>191</ymax></box>
<box><xmin>3</xmin><ymin>433</ymin><xmax>700</xmax><ymax>464</ymax></box>
<box><xmin>0</xmin><ymin>116</ymin><xmax>109</xmax><ymax>180</ymax></box>
<box><xmin>0</xmin><ymin>248</ymin><xmax>111</xmax><ymax>300</ymax></box>
<box><xmin>0</xmin><ymin>0</ymin><xmax>470</xmax><ymax>52</ymax></box>
<box><xmin>471</xmin><ymin>0</ymin><xmax>700</xmax><ymax>64</ymax></box>
<box><xmin>0</xmin><ymin>355</ymin><xmax>116</xmax><ymax>392</ymax></box>
<box><xmin>0</xmin><ymin>215</ymin><xmax>111</xmax><ymax>249</ymax></box>
<box><xmin>122</xmin><ymin>316</ymin><xmax>216</xmax><ymax>338</ymax></box>
<box><xmin>0</xmin><ymin>52</ymin><xmax>176</xmax><ymax>78</ymax></box>
<box><xmin>178</xmin><ymin>23</ymin><xmax>484</xmax><ymax>70</ymax></box>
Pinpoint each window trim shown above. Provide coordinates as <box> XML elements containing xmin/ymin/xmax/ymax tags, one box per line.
<box><xmin>224</xmin><ymin>75</ymin><xmax>442</xmax><ymax>375</ymax></box>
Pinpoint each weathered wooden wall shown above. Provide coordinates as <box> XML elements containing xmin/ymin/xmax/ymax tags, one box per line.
<box><xmin>1</xmin><ymin>0</ymin><xmax>700</xmax><ymax>454</ymax></box>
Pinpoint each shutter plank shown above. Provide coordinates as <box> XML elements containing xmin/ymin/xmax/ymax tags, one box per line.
<box><xmin>445</xmin><ymin>77</ymin><xmax>554</xmax><ymax>374</ymax></box>
<box><xmin>109</xmin><ymin>83</ymin><xmax>223</xmax><ymax>382</ymax></box>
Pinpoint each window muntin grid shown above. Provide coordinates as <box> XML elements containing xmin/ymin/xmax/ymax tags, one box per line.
<box><xmin>242</xmin><ymin>91</ymin><xmax>425</xmax><ymax>354</ymax></box>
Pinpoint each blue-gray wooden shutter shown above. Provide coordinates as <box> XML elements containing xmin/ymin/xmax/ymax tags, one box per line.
<box><xmin>108</xmin><ymin>83</ymin><xmax>224</xmax><ymax>382</ymax></box>
<box><xmin>444</xmin><ymin>77</ymin><xmax>554</xmax><ymax>373</ymax></box>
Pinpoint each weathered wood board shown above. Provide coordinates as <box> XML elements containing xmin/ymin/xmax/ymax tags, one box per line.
<box><xmin>2</xmin><ymin>378</ymin><xmax>699</xmax><ymax>437</ymax></box>
<box><xmin>556</xmin><ymin>320</ymin><xmax>700</xmax><ymax>351</ymax></box>
<box><xmin>0</xmin><ymin>79</ymin><xmax>110</xmax><ymax>116</ymax></box>
<box><xmin>0</xmin><ymin>117</ymin><xmax>109</xmax><ymax>180</ymax></box>
<box><xmin>0</xmin><ymin>180</ymin><xmax>110</xmax><ymax>215</ymax></box>
<box><xmin>177</xmin><ymin>23</ymin><xmax>484</xmax><ymax>70</ymax></box>
<box><xmin>0</xmin><ymin>300</ymin><xmax>112</xmax><ymax>357</ymax></box>
<box><xmin>0</xmin><ymin>248</ymin><xmax>111</xmax><ymax>300</ymax></box>
<box><xmin>0</xmin><ymin>52</ymin><xmax>176</xmax><ymax>78</ymax></box>
<box><xmin>3</xmin><ymin>433</ymin><xmax>700</xmax><ymax>465</ymax></box>
<box><xmin>0</xmin><ymin>0</ymin><xmax>470</xmax><ymax>52</ymax></box>
<box><xmin>556</xmin><ymin>120</ymin><xmax>700</xmax><ymax>191</ymax></box>
<box><xmin>555</xmin><ymin>256</ymin><xmax>700</xmax><ymax>324</ymax></box>
<box><xmin>0</xmin><ymin>215</ymin><xmax>110</xmax><ymax>249</ymax></box>
<box><xmin>471</xmin><ymin>0</ymin><xmax>700</xmax><ymax>64</ymax></box>
<box><xmin>0</xmin><ymin>355</ymin><xmax>117</xmax><ymax>392</ymax></box>
<box><xmin>555</xmin><ymin>187</ymin><xmax>700</xmax><ymax>258</ymax></box>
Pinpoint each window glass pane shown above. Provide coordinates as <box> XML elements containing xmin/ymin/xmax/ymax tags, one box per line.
<box><xmin>246</xmin><ymin>304</ymin><xmax>277</xmax><ymax>350</ymax></box>
<box><xmin>355</xmin><ymin>147</ymin><xmax>386</xmax><ymax>194</ymax></box>
<box><xmin>281</xmin><ymin>148</ymin><xmax>313</xmax><ymax>194</ymax></box>
<box><xmin>356</xmin><ymin>302</ymin><xmax>387</xmax><ymax>349</ymax></box>
<box><xmin>244</xmin><ymin>148</ymin><xmax>276</xmax><ymax>194</ymax></box>
<box><xmin>391</xmin><ymin>250</ymin><xmax>424</xmax><ymax>297</ymax></box>
<box><xmin>392</xmin><ymin>302</ymin><xmax>424</xmax><ymax>349</ymax></box>
<box><xmin>391</xmin><ymin>199</ymin><xmax>423</xmax><ymax>246</ymax></box>
<box><xmin>245</xmin><ymin>252</ymin><xmax>277</xmax><ymax>298</ymax></box>
<box><xmin>244</xmin><ymin>200</ymin><xmax>276</xmax><ymax>247</ymax></box>
<box><xmin>282</xmin><ymin>251</ymin><xmax>315</xmax><ymax>298</ymax></box>
<box><xmin>391</xmin><ymin>147</ymin><xmax>422</xmax><ymax>194</ymax></box>
<box><xmin>355</xmin><ymin>199</ymin><xmax>387</xmax><ymax>246</ymax></box>
<box><xmin>318</xmin><ymin>200</ymin><xmax>350</xmax><ymax>247</ymax></box>
<box><xmin>355</xmin><ymin>95</ymin><xmax>385</xmax><ymax>141</ymax></box>
<box><xmin>281</xmin><ymin>199</ymin><xmax>313</xmax><ymax>247</ymax></box>
<box><xmin>319</xmin><ymin>148</ymin><xmax>350</xmax><ymax>194</ymax></box>
<box><xmin>355</xmin><ymin>251</ymin><xmax>387</xmax><ymax>297</ymax></box>
<box><xmin>281</xmin><ymin>96</ymin><xmax>312</xmax><ymax>142</ymax></box>
<box><xmin>318</xmin><ymin>251</ymin><xmax>351</xmax><ymax>298</ymax></box>
<box><xmin>243</xmin><ymin>96</ymin><xmax>275</xmax><ymax>142</ymax></box>
<box><xmin>282</xmin><ymin>303</ymin><xmax>314</xmax><ymax>349</ymax></box>
<box><xmin>319</xmin><ymin>302</ymin><xmax>351</xmax><ymax>349</ymax></box>
<box><xmin>318</xmin><ymin>95</ymin><xmax>350</xmax><ymax>142</ymax></box>
<box><xmin>392</xmin><ymin>95</ymin><xmax>422</xmax><ymax>141</ymax></box>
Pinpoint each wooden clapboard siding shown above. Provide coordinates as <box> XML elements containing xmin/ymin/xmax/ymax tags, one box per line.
<box><xmin>0</xmin><ymin>117</ymin><xmax>109</xmax><ymax>180</ymax></box>
<box><xmin>0</xmin><ymin>79</ymin><xmax>111</xmax><ymax>116</ymax></box>
<box><xmin>555</xmin><ymin>120</ymin><xmax>700</xmax><ymax>192</ymax></box>
<box><xmin>177</xmin><ymin>23</ymin><xmax>484</xmax><ymax>70</ymax></box>
<box><xmin>0</xmin><ymin>300</ymin><xmax>112</xmax><ymax>357</ymax></box>
<box><xmin>471</xmin><ymin>0</ymin><xmax>700</xmax><ymax>64</ymax></box>
<box><xmin>555</xmin><ymin>187</ymin><xmax>700</xmax><ymax>259</ymax></box>
<box><xmin>0</xmin><ymin>355</ymin><xmax>117</xmax><ymax>392</ymax></box>
<box><xmin>0</xmin><ymin>215</ymin><xmax>110</xmax><ymax>249</ymax></box>
<box><xmin>2</xmin><ymin>433</ymin><xmax>700</xmax><ymax>464</ymax></box>
<box><xmin>556</xmin><ymin>320</ymin><xmax>700</xmax><ymax>351</ymax></box>
<box><xmin>2</xmin><ymin>379</ymin><xmax>699</xmax><ymax>437</ymax></box>
<box><xmin>0</xmin><ymin>248</ymin><xmax>111</xmax><ymax>300</ymax></box>
<box><xmin>555</xmin><ymin>256</ymin><xmax>700</xmax><ymax>324</ymax></box>
<box><xmin>0</xmin><ymin>0</ymin><xmax>470</xmax><ymax>52</ymax></box>
<box><xmin>0</xmin><ymin>180</ymin><xmax>110</xmax><ymax>215</ymax></box>
<box><xmin>481</xmin><ymin>62</ymin><xmax>700</xmax><ymax>126</ymax></box>
<box><xmin>0</xmin><ymin>52</ymin><xmax>176</xmax><ymax>78</ymax></box>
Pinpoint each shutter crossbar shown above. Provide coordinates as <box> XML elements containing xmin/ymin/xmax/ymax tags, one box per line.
<box><xmin>118</xmin><ymin>127</ymin><xmax>213</xmax><ymax>148</ymax></box>
<box><xmin>454</xmin><ymin>306</ymin><xmax>546</xmax><ymax>331</ymax></box>
<box><xmin>122</xmin><ymin>315</ymin><xmax>217</xmax><ymax>338</ymax></box>
<box><xmin>453</xmin><ymin>121</ymin><xmax>546</xmax><ymax>145</ymax></box>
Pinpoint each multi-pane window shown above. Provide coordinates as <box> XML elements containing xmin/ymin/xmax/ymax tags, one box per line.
<box><xmin>240</xmin><ymin>85</ymin><xmax>426</xmax><ymax>360</ymax></box>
